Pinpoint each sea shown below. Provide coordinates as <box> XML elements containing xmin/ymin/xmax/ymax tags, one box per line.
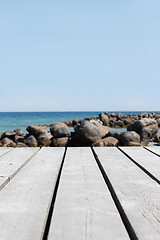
<box><xmin>0</xmin><ymin>111</ymin><xmax>159</xmax><ymax>134</ymax></box>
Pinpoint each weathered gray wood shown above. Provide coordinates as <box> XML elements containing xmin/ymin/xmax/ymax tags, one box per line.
<box><xmin>0</xmin><ymin>147</ymin><xmax>65</xmax><ymax>240</ymax></box>
<box><xmin>120</xmin><ymin>146</ymin><xmax>160</xmax><ymax>181</ymax></box>
<box><xmin>145</xmin><ymin>146</ymin><xmax>160</xmax><ymax>156</ymax></box>
<box><xmin>0</xmin><ymin>177</ymin><xmax>9</xmax><ymax>190</ymax></box>
<box><xmin>48</xmin><ymin>147</ymin><xmax>129</xmax><ymax>240</ymax></box>
<box><xmin>94</xmin><ymin>147</ymin><xmax>160</xmax><ymax>240</ymax></box>
<box><xmin>0</xmin><ymin>148</ymin><xmax>12</xmax><ymax>157</ymax></box>
<box><xmin>0</xmin><ymin>148</ymin><xmax>39</xmax><ymax>190</ymax></box>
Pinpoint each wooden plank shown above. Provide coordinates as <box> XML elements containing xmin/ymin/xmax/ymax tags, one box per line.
<box><xmin>145</xmin><ymin>146</ymin><xmax>160</xmax><ymax>156</ymax></box>
<box><xmin>94</xmin><ymin>147</ymin><xmax>160</xmax><ymax>240</ymax></box>
<box><xmin>0</xmin><ymin>147</ymin><xmax>39</xmax><ymax>177</ymax></box>
<box><xmin>48</xmin><ymin>147</ymin><xmax>129</xmax><ymax>240</ymax></box>
<box><xmin>119</xmin><ymin>147</ymin><xmax>160</xmax><ymax>181</ymax></box>
<box><xmin>0</xmin><ymin>148</ymin><xmax>39</xmax><ymax>190</ymax></box>
<box><xmin>0</xmin><ymin>177</ymin><xmax>9</xmax><ymax>190</ymax></box>
<box><xmin>0</xmin><ymin>148</ymin><xmax>12</xmax><ymax>157</ymax></box>
<box><xmin>0</xmin><ymin>147</ymin><xmax>65</xmax><ymax>240</ymax></box>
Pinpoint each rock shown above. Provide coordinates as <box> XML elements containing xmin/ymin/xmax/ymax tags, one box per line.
<box><xmin>63</xmin><ymin>121</ymin><xmax>71</xmax><ymax>127</ymax></box>
<box><xmin>1</xmin><ymin>131</ymin><xmax>16</xmax><ymax>140</ymax></box>
<box><xmin>50</xmin><ymin>122</ymin><xmax>71</xmax><ymax>138</ymax></box>
<box><xmin>139</xmin><ymin>129</ymin><xmax>152</xmax><ymax>146</ymax></box>
<box><xmin>68</xmin><ymin>120</ymin><xmax>73</xmax><ymax>126</ymax></box>
<box><xmin>14</xmin><ymin>128</ymin><xmax>24</xmax><ymax>136</ymax></box>
<box><xmin>107</xmin><ymin>130</ymin><xmax>122</xmax><ymax>141</ymax></box>
<box><xmin>156</xmin><ymin>118</ymin><xmax>160</xmax><ymax>127</ymax></box>
<box><xmin>16</xmin><ymin>142</ymin><xmax>26</xmax><ymax>147</ymax></box>
<box><xmin>138</xmin><ymin>112</ymin><xmax>149</xmax><ymax>118</ymax></box>
<box><xmin>117</xmin><ymin>120</ymin><xmax>124</xmax><ymax>127</ymax></box>
<box><xmin>91</xmin><ymin>116</ymin><xmax>98</xmax><ymax>120</ymax></box>
<box><xmin>67</xmin><ymin>132</ymin><xmax>83</xmax><ymax>147</ymax></box>
<box><xmin>90</xmin><ymin>120</ymin><xmax>110</xmax><ymax>138</ymax></box>
<box><xmin>72</xmin><ymin>118</ymin><xmax>80</xmax><ymax>126</ymax></box>
<box><xmin>110</xmin><ymin>113</ymin><xmax>117</xmax><ymax>117</ymax></box>
<box><xmin>74</xmin><ymin>121</ymin><xmax>101</xmax><ymax>145</ymax></box>
<box><xmin>54</xmin><ymin>127</ymin><xmax>71</xmax><ymax>138</ymax></box>
<box><xmin>0</xmin><ymin>133</ymin><xmax>2</xmax><ymax>139</ymax></box>
<box><xmin>119</xmin><ymin>131</ymin><xmax>141</xmax><ymax>146</ymax></box>
<box><xmin>37</xmin><ymin>132</ymin><xmax>52</xmax><ymax>146</ymax></box>
<box><xmin>14</xmin><ymin>135</ymin><xmax>25</xmax><ymax>143</ymax></box>
<box><xmin>25</xmin><ymin>135</ymin><xmax>38</xmax><ymax>147</ymax></box>
<box><xmin>84</xmin><ymin>118</ymin><xmax>91</xmax><ymax>121</ymax></box>
<box><xmin>51</xmin><ymin>137</ymin><xmax>68</xmax><ymax>147</ymax></box>
<box><xmin>1</xmin><ymin>137</ymin><xmax>16</xmax><ymax>147</ymax></box>
<box><xmin>117</xmin><ymin>113</ymin><xmax>125</xmax><ymax>119</ymax></box>
<box><xmin>127</xmin><ymin>118</ymin><xmax>157</xmax><ymax>132</ymax></box>
<box><xmin>127</xmin><ymin>118</ymin><xmax>159</xmax><ymax>144</ymax></box>
<box><xmin>124</xmin><ymin>118</ymin><xmax>133</xmax><ymax>126</ymax></box>
<box><xmin>26</xmin><ymin>125</ymin><xmax>49</xmax><ymax>137</ymax></box>
<box><xmin>92</xmin><ymin>137</ymin><xmax>119</xmax><ymax>147</ymax></box>
<box><xmin>99</xmin><ymin>113</ymin><xmax>109</xmax><ymax>125</ymax></box>
<box><xmin>145</xmin><ymin>124</ymin><xmax>159</xmax><ymax>140</ymax></box>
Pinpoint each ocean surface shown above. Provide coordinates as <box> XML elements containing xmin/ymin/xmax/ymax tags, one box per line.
<box><xmin>0</xmin><ymin>111</ymin><xmax>159</xmax><ymax>134</ymax></box>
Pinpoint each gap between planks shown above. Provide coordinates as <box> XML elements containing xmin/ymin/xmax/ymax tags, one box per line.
<box><xmin>47</xmin><ymin>147</ymin><xmax>129</xmax><ymax>240</ymax></box>
<box><xmin>119</xmin><ymin>147</ymin><xmax>160</xmax><ymax>184</ymax></box>
<box><xmin>94</xmin><ymin>147</ymin><xmax>160</xmax><ymax>240</ymax></box>
<box><xmin>0</xmin><ymin>147</ymin><xmax>65</xmax><ymax>240</ymax></box>
<box><xmin>0</xmin><ymin>148</ymin><xmax>40</xmax><ymax>191</ymax></box>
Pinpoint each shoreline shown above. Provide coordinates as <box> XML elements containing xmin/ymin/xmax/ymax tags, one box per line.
<box><xmin>0</xmin><ymin>111</ymin><xmax>159</xmax><ymax>147</ymax></box>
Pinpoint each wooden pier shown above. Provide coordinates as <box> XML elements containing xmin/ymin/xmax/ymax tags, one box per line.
<box><xmin>0</xmin><ymin>146</ymin><xmax>160</xmax><ymax>240</ymax></box>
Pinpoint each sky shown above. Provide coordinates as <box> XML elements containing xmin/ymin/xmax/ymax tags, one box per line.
<box><xmin>0</xmin><ymin>0</ymin><xmax>160</xmax><ymax>112</ymax></box>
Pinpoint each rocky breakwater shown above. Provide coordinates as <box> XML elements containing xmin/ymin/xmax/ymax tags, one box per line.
<box><xmin>0</xmin><ymin>116</ymin><xmax>159</xmax><ymax>147</ymax></box>
<box><xmin>64</xmin><ymin>111</ymin><xmax>160</xmax><ymax>129</ymax></box>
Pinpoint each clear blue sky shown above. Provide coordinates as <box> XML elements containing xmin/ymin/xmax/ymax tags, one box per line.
<box><xmin>0</xmin><ymin>0</ymin><xmax>160</xmax><ymax>111</ymax></box>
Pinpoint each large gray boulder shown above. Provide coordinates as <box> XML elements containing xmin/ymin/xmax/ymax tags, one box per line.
<box><xmin>127</xmin><ymin>118</ymin><xmax>159</xmax><ymax>145</ymax></box>
<box><xmin>25</xmin><ymin>135</ymin><xmax>38</xmax><ymax>147</ymax></box>
<box><xmin>119</xmin><ymin>131</ymin><xmax>141</xmax><ymax>146</ymax></box>
<box><xmin>139</xmin><ymin>129</ymin><xmax>152</xmax><ymax>146</ymax></box>
<box><xmin>90</xmin><ymin>120</ymin><xmax>110</xmax><ymax>138</ymax></box>
<box><xmin>99</xmin><ymin>113</ymin><xmax>109</xmax><ymax>125</ymax></box>
<box><xmin>128</xmin><ymin>118</ymin><xmax>157</xmax><ymax>130</ymax></box>
<box><xmin>26</xmin><ymin>125</ymin><xmax>49</xmax><ymax>137</ymax></box>
<box><xmin>37</xmin><ymin>132</ymin><xmax>52</xmax><ymax>146</ymax></box>
<box><xmin>50</xmin><ymin>122</ymin><xmax>71</xmax><ymax>138</ymax></box>
<box><xmin>74</xmin><ymin>121</ymin><xmax>101</xmax><ymax>145</ymax></box>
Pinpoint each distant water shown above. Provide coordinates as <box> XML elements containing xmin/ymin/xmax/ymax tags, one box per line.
<box><xmin>0</xmin><ymin>112</ymin><xmax>101</xmax><ymax>133</ymax></box>
<box><xmin>0</xmin><ymin>111</ymin><xmax>159</xmax><ymax>134</ymax></box>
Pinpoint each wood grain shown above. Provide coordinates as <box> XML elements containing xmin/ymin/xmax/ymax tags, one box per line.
<box><xmin>48</xmin><ymin>147</ymin><xmax>129</xmax><ymax>240</ymax></box>
<box><xmin>0</xmin><ymin>148</ymin><xmax>39</xmax><ymax>190</ymax></box>
<box><xmin>0</xmin><ymin>148</ymin><xmax>12</xmax><ymax>157</ymax></box>
<box><xmin>120</xmin><ymin>146</ymin><xmax>160</xmax><ymax>181</ymax></box>
<box><xmin>94</xmin><ymin>147</ymin><xmax>160</xmax><ymax>240</ymax></box>
<box><xmin>145</xmin><ymin>146</ymin><xmax>160</xmax><ymax>156</ymax></box>
<box><xmin>0</xmin><ymin>147</ymin><xmax>65</xmax><ymax>240</ymax></box>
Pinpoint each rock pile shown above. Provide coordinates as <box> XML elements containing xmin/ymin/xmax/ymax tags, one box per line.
<box><xmin>0</xmin><ymin>112</ymin><xmax>159</xmax><ymax>147</ymax></box>
<box><xmin>65</xmin><ymin>112</ymin><xmax>160</xmax><ymax>128</ymax></box>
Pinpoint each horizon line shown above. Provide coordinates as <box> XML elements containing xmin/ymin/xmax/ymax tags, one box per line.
<box><xmin>0</xmin><ymin>110</ymin><xmax>159</xmax><ymax>113</ymax></box>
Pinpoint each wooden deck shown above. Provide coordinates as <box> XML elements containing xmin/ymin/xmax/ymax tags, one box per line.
<box><xmin>0</xmin><ymin>147</ymin><xmax>160</xmax><ymax>240</ymax></box>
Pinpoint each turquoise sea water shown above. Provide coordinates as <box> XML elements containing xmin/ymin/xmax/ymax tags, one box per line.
<box><xmin>0</xmin><ymin>112</ymin><xmax>159</xmax><ymax>134</ymax></box>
